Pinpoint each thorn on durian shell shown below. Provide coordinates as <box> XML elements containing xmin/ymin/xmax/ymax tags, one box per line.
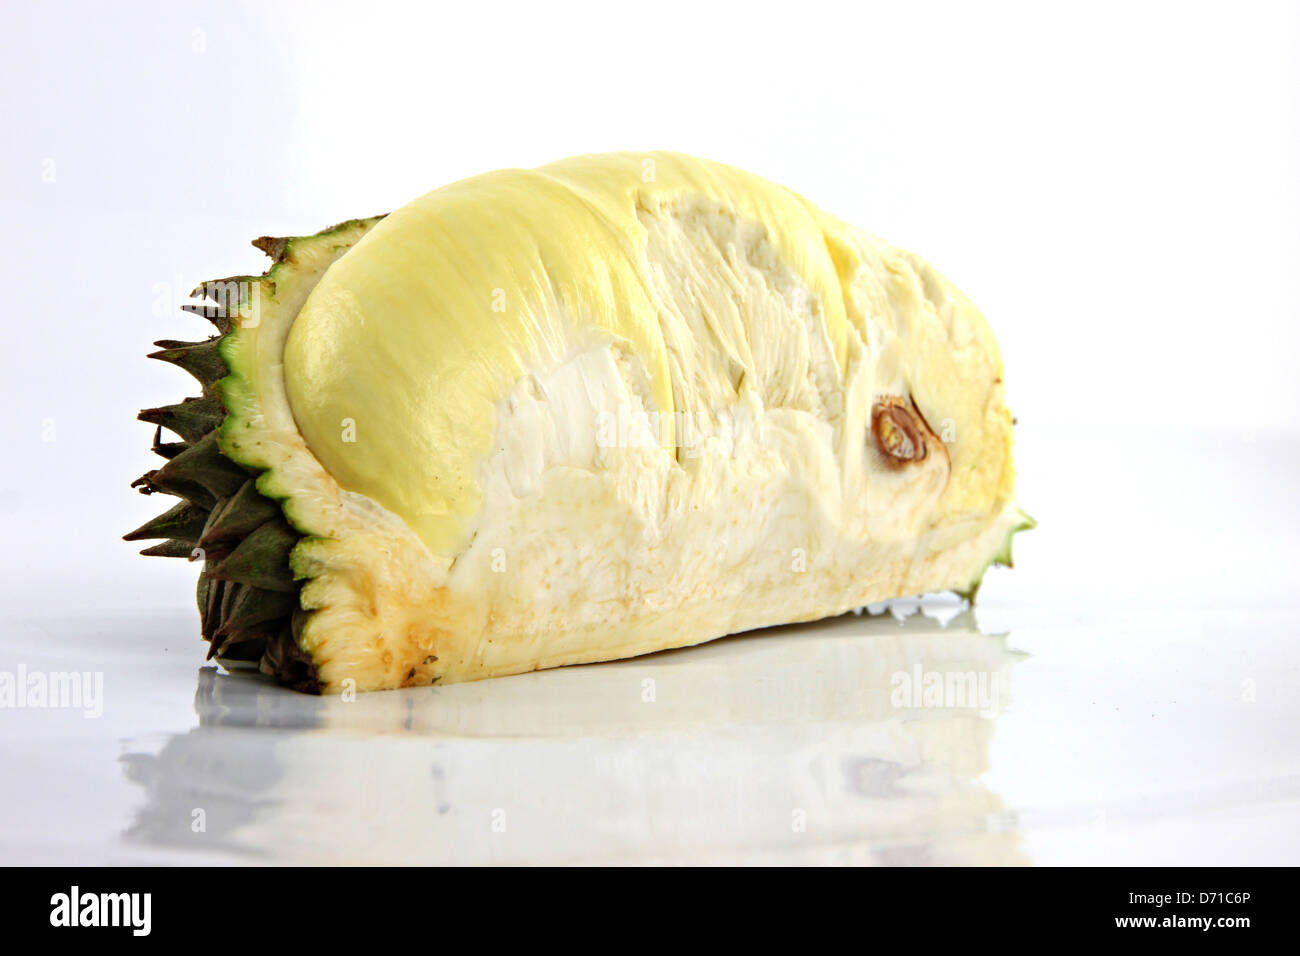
<box><xmin>199</xmin><ymin>479</ymin><xmax>281</xmax><ymax>554</ymax></box>
<box><xmin>150</xmin><ymin>432</ymin><xmax>248</xmax><ymax>501</ymax></box>
<box><xmin>139</xmin><ymin>539</ymin><xmax>201</xmax><ymax>559</ymax></box>
<box><xmin>217</xmin><ymin>579</ymin><xmax>241</xmax><ymax>639</ymax></box>
<box><xmin>216</xmin><ymin>586</ymin><xmax>298</xmax><ymax>638</ymax></box>
<box><xmin>149</xmin><ymin>426</ymin><xmax>187</xmax><ymax>460</ymax></box>
<box><xmin>188</xmin><ymin>276</ymin><xmax>257</xmax><ymax>301</ymax></box>
<box><xmin>259</xmin><ymin>621</ymin><xmax>321</xmax><ymax>694</ymax></box>
<box><xmin>138</xmin><ymin>396</ymin><xmax>225</xmax><ymax>444</ymax></box>
<box><xmin>132</xmin><ymin>471</ymin><xmax>216</xmax><ymax>510</ymax></box>
<box><xmin>205</xmin><ymin>519</ymin><xmax>300</xmax><ymax>593</ymax></box>
<box><xmin>252</xmin><ymin>236</ymin><xmax>289</xmax><ymax>262</ymax></box>
<box><xmin>205</xmin><ymin>585</ymin><xmax>283</xmax><ymax>658</ymax></box>
<box><xmin>201</xmin><ymin>576</ymin><xmax>225</xmax><ymax>641</ymax></box>
<box><xmin>207</xmin><ymin>627</ymin><xmax>270</xmax><ymax>661</ymax></box>
<box><xmin>179</xmin><ymin>303</ymin><xmax>232</xmax><ymax>336</ymax></box>
<box><xmin>123</xmin><ymin>500</ymin><xmax>209</xmax><ymax>542</ymax></box>
<box><xmin>213</xmin><ymin>637</ymin><xmax>267</xmax><ymax>664</ymax></box>
<box><xmin>196</xmin><ymin>572</ymin><xmax>212</xmax><ymax>631</ymax></box>
<box><xmin>148</xmin><ymin>337</ymin><xmax>227</xmax><ymax>392</ymax></box>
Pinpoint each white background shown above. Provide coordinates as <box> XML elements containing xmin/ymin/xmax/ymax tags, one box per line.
<box><xmin>0</xmin><ymin>0</ymin><xmax>1297</xmax><ymax>865</ymax></box>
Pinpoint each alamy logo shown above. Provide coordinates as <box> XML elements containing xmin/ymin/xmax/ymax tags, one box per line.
<box><xmin>0</xmin><ymin>665</ymin><xmax>102</xmax><ymax>718</ymax></box>
<box><xmin>890</xmin><ymin>665</ymin><xmax>1002</xmax><ymax>717</ymax></box>
<box><xmin>49</xmin><ymin>886</ymin><xmax>151</xmax><ymax>936</ymax></box>
<box><xmin>595</xmin><ymin>405</ymin><xmax>701</xmax><ymax>456</ymax></box>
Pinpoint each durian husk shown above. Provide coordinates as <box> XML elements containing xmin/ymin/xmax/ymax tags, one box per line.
<box><xmin>126</xmin><ymin>243</ymin><xmax>328</xmax><ymax>692</ymax></box>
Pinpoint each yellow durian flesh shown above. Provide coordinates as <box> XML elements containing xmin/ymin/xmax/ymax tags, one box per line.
<box><xmin>252</xmin><ymin>152</ymin><xmax>1024</xmax><ymax>692</ymax></box>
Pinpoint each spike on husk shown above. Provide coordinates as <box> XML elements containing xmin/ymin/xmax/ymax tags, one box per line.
<box><xmin>139</xmin><ymin>539</ymin><xmax>201</xmax><ymax>559</ymax></box>
<box><xmin>199</xmin><ymin>479</ymin><xmax>282</xmax><ymax>553</ymax></box>
<box><xmin>147</xmin><ymin>338</ymin><xmax>226</xmax><ymax>393</ymax></box>
<box><xmin>127</xmin><ymin>239</ymin><xmax>315</xmax><ymax>691</ymax></box>
<box><xmin>251</xmin><ymin>235</ymin><xmax>291</xmax><ymax>262</ymax></box>
<box><xmin>148</xmin><ymin>426</ymin><xmax>187</xmax><ymax>460</ymax></box>
<box><xmin>205</xmin><ymin>519</ymin><xmax>300</xmax><ymax>593</ymax></box>
<box><xmin>124</xmin><ymin>500</ymin><xmax>209</xmax><ymax>544</ymax></box>
<box><xmin>137</xmin><ymin>396</ymin><xmax>225</xmax><ymax>444</ymax></box>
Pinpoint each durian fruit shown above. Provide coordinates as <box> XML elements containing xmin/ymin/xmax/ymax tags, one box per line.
<box><xmin>128</xmin><ymin>151</ymin><xmax>1032</xmax><ymax>694</ymax></box>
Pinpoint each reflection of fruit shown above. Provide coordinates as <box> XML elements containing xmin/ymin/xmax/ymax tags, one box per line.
<box><xmin>120</xmin><ymin>610</ymin><xmax>1026</xmax><ymax>865</ymax></box>
<box><xmin>128</xmin><ymin>152</ymin><xmax>1032</xmax><ymax>693</ymax></box>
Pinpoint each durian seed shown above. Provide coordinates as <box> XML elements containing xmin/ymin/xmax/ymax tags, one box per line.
<box><xmin>872</xmin><ymin>398</ymin><xmax>928</xmax><ymax>465</ymax></box>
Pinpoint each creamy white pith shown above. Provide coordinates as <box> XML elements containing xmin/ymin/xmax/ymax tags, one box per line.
<box><xmin>220</xmin><ymin>153</ymin><xmax>1023</xmax><ymax>692</ymax></box>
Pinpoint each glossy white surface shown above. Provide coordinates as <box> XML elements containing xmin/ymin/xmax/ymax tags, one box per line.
<box><xmin>2</xmin><ymin>0</ymin><xmax>1298</xmax><ymax>866</ymax></box>
<box><xmin>2</xmin><ymin>429</ymin><xmax>1297</xmax><ymax>865</ymax></box>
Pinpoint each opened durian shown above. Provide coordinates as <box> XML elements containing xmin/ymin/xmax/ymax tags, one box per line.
<box><xmin>127</xmin><ymin>151</ymin><xmax>1031</xmax><ymax>694</ymax></box>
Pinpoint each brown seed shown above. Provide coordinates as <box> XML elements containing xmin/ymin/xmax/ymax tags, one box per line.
<box><xmin>872</xmin><ymin>398</ymin><xmax>928</xmax><ymax>465</ymax></box>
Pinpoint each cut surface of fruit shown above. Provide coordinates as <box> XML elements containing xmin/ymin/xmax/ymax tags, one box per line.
<box><xmin>130</xmin><ymin>151</ymin><xmax>1031</xmax><ymax>693</ymax></box>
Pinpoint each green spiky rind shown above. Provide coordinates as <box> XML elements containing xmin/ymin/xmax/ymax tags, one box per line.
<box><xmin>210</xmin><ymin>217</ymin><xmax>389</xmax><ymax>676</ymax></box>
<box><xmin>127</xmin><ymin>218</ymin><xmax>384</xmax><ymax>694</ymax></box>
<box><xmin>953</xmin><ymin>508</ymin><xmax>1036</xmax><ymax>605</ymax></box>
